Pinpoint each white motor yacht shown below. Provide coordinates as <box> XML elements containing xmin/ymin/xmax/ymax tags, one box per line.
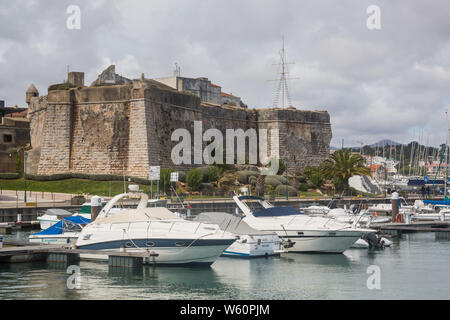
<box><xmin>193</xmin><ymin>212</ymin><xmax>286</xmax><ymax>258</ymax></box>
<box><xmin>328</xmin><ymin>208</ymin><xmax>391</xmax><ymax>225</ymax></box>
<box><xmin>75</xmin><ymin>193</ymin><xmax>237</xmax><ymax>266</ymax></box>
<box><xmin>302</xmin><ymin>205</ymin><xmax>331</xmax><ymax>215</ymax></box>
<box><xmin>233</xmin><ymin>196</ymin><xmax>375</xmax><ymax>253</ymax></box>
<box><xmin>37</xmin><ymin>197</ymin><xmax>168</xmax><ymax>230</ymax></box>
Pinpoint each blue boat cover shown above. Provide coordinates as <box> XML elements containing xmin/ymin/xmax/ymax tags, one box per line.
<box><xmin>423</xmin><ymin>199</ymin><xmax>450</xmax><ymax>205</ymax></box>
<box><xmin>32</xmin><ymin>216</ymin><xmax>91</xmax><ymax>236</ymax></box>
<box><xmin>253</xmin><ymin>206</ymin><xmax>303</xmax><ymax>217</ymax></box>
<box><xmin>408</xmin><ymin>179</ymin><xmax>446</xmax><ymax>186</ymax></box>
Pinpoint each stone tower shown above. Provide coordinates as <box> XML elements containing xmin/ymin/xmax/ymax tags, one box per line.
<box><xmin>68</xmin><ymin>72</ymin><xmax>85</xmax><ymax>87</ymax></box>
<box><xmin>26</xmin><ymin>84</ymin><xmax>39</xmax><ymax>104</ymax></box>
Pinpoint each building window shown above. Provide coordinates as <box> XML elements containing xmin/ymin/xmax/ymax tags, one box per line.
<box><xmin>3</xmin><ymin>134</ymin><xmax>12</xmax><ymax>143</ymax></box>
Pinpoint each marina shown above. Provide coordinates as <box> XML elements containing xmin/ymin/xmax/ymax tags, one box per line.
<box><xmin>0</xmin><ymin>230</ymin><xmax>449</xmax><ymax>300</ymax></box>
<box><xmin>1</xmin><ymin>1</ymin><xmax>450</xmax><ymax>304</ymax></box>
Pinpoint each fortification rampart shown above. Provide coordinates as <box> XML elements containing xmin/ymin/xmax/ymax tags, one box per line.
<box><xmin>26</xmin><ymin>75</ymin><xmax>332</xmax><ymax>178</ymax></box>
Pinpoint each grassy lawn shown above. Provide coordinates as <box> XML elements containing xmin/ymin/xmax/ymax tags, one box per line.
<box><xmin>0</xmin><ymin>179</ymin><xmax>333</xmax><ymax>200</ymax></box>
<box><xmin>0</xmin><ymin>179</ymin><xmax>156</xmax><ymax>197</ymax></box>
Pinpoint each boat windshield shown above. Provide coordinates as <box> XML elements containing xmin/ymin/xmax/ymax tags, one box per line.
<box><xmin>253</xmin><ymin>206</ymin><xmax>303</xmax><ymax>217</ymax></box>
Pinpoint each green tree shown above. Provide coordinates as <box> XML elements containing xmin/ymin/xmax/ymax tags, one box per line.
<box><xmin>14</xmin><ymin>153</ymin><xmax>22</xmax><ymax>176</ymax></box>
<box><xmin>186</xmin><ymin>169</ymin><xmax>203</xmax><ymax>191</ymax></box>
<box><xmin>303</xmin><ymin>166</ymin><xmax>325</xmax><ymax>189</ymax></box>
<box><xmin>320</xmin><ymin>150</ymin><xmax>370</xmax><ymax>195</ymax></box>
<box><xmin>160</xmin><ymin>168</ymin><xmax>174</xmax><ymax>193</ymax></box>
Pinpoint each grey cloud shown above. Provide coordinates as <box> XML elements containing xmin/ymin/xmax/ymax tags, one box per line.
<box><xmin>0</xmin><ymin>0</ymin><xmax>449</xmax><ymax>147</ymax></box>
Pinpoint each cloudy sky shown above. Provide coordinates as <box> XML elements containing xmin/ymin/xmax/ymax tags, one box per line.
<box><xmin>1</xmin><ymin>0</ymin><xmax>450</xmax><ymax>147</ymax></box>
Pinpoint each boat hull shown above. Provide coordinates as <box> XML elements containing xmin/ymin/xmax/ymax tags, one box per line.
<box><xmin>222</xmin><ymin>239</ymin><xmax>280</xmax><ymax>258</ymax></box>
<box><xmin>278</xmin><ymin>231</ymin><xmax>363</xmax><ymax>253</ymax></box>
<box><xmin>413</xmin><ymin>213</ymin><xmax>450</xmax><ymax>221</ymax></box>
<box><xmin>76</xmin><ymin>238</ymin><xmax>235</xmax><ymax>265</ymax></box>
<box><xmin>29</xmin><ymin>234</ymin><xmax>78</xmax><ymax>245</ymax></box>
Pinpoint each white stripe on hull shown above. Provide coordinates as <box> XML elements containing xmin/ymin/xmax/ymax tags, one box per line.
<box><xmin>284</xmin><ymin>235</ymin><xmax>361</xmax><ymax>253</ymax></box>
<box><xmin>78</xmin><ymin>245</ymin><xmax>231</xmax><ymax>265</ymax></box>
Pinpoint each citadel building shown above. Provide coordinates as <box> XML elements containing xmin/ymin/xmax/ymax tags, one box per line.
<box><xmin>26</xmin><ymin>66</ymin><xmax>332</xmax><ymax>178</ymax></box>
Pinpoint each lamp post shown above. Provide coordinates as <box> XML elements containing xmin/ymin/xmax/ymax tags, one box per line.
<box><xmin>158</xmin><ymin>153</ymin><xmax>161</xmax><ymax>199</ymax></box>
<box><xmin>24</xmin><ymin>151</ymin><xmax>28</xmax><ymax>203</ymax></box>
<box><xmin>384</xmin><ymin>162</ymin><xmax>387</xmax><ymax>199</ymax></box>
<box><xmin>285</xmin><ymin>158</ymin><xmax>289</xmax><ymax>200</ymax></box>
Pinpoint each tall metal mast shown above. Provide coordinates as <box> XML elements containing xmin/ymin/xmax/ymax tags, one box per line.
<box><xmin>270</xmin><ymin>37</ymin><xmax>298</xmax><ymax>109</ymax></box>
<box><xmin>445</xmin><ymin>111</ymin><xmax>449</xmax><ymax>198</ymax></box>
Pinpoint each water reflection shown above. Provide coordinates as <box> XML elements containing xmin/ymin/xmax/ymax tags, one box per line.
<box><xmin>279</xmin><ymin>252</ymin><xmax>352</xmax><ymax>267</ymax></box>
<box><xmin>0</xmin><ymin>231</ymin><xmax>449</xmax><ymax>300</ymax></box>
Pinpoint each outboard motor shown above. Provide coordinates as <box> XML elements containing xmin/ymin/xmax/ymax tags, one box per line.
<box><xmin>281</xmin><ymin>238</ymin><xmax>295</xmax><ymax>249</ymax></box>
<box><xmin>362</xmin><ymin>233</ymin><xmax>386</xmax><ymax>249</ymax></box>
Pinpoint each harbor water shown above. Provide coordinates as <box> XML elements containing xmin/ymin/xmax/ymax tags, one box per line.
<box><xmin>0</xmin><ymin>231</ymin><xmax>449</xmax><ymax>300</ymax></box>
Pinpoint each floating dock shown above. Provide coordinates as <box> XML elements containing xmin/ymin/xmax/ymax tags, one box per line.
<box><xmin>0</xmin><ymin>221</ymin><xmax>40</xmax><ymax>234</ymax></box>
<box><xmin>372</xmin><ymin>221</ymin><xmax>450</xmax><ymax>240</ymax></box>
<box><xmin>0</xmin><ymin>241</ymin><xmax>159</xmax><ymax>267</ymax></box>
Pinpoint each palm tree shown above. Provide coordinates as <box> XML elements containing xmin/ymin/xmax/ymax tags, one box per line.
<box><xmin>320</xmin><ymin>150</ymin><xmax>370</xmax><ymax>195</ymax></box>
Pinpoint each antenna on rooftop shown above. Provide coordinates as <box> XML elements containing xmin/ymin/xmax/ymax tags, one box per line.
<box><xmin>174</xmin><ymin>63</ymin><xmax>181</xmax><ymax>77</ymax></box>
<box><xmin>268</xmin><ymin>37</ymin><xmax>298</xmax><ymax>109</ymax></box>
<box><xmin>66</xmin><ymin>65</ymin><xmax>70</xmax><ymax>83</ymax></box>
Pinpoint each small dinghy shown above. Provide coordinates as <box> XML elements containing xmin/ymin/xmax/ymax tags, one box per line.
<box><xmin>30</xmin><ymin>216</ymin><xmax>91</xmax><ymax>245</ymax></box>
<box><xmin>351</xmin><ymin>233</ymin><xmax>392</xmax><ymax>249</ymax></box>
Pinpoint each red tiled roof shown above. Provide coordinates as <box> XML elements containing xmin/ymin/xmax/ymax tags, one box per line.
<box><xmin>211</xmin><ymin>83</ymin><xmax>221</xmax><ymax>88</ymax></box>
<box><xmin>221</xmin><ymin>92</ymin><xmax>233</xmax><ymax>97</ymax></box>
<box><xmin>6</xmin><ymin>109</ymin><xmax>28</xmax><ymax>118</ymax></box>
<box><xmin>369</xmin><ymin>164</ymin><xmax>382</xmax><ymax>172</ymax></box>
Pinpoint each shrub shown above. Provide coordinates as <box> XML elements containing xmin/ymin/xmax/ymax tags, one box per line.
<box><xmin>235</xmin><ymin>171</ymin><xmax>259</xmax><ymax>184</ymax></box>
<box><xmin>186</xmin><ymin>169</ymin><xmax>203</xmax><ymax>191</ymax></box>
<box><xmin>71</xmin><ymin>173</ymin><xmax>91</xmax><ymax>179</ymax></box>
<box><xmin>14</xmin><ymin>153</ymin><xmax>21</xmax><ymax>176</ymax></box>
<box><xmin>178</xmin><ymin>171</ymin><xmax>186</xmax><ymax>183</ymax></box>
<box><xmin>275</xmin><ymin>185</ymin><xmax>298</xmax><ymax>196</ymax></box>
<box><xmin>275</xmin><ymin>175</ymin><xmax>288</xmax><ymax>185</ymax></box>
<box><xmin>89</xmin><ymin>174</ymin><xmax>122</xmax><ymax>181</ymax></box>
<box><xmin>0</xmin><ymin>173</ymin><xmax>20</xmax><ymax>180</ymax></box>
<box><xmin>197</xmin><ymin>166</ymin><xmax>211</xmax><ymax>182</ymax></box>
<box><xmin>200</xmin><ymin>183</ymin><xmax>214</xmax><ymax>191</ymax></box>
<box><xmin>265</xmin><ymin>175</ymin><xmax>282</xmax><ymax>187</ymax></box>
<box><xmin>207</xmin><ymin>166</ymin><xmax>222</xmax><ymax>183</ymax></box>
<box><xmin>265</xmin><ymin>184</ymin><xmax>275</xmax><ymax>195</ymax></box>
<box><xmin>23</xmin><ymin>173</ymin><xmax>154</xmax><ymax>186</ymax></box>
<box><xmin>160</xmin><ymin>169</ymin><xmax>174</xmax><ymax>193</ymax></box>
<box><xmin>129</xmin><ymin>176</ymin><xmax>151</xmax><ymax>186</ymax></box>
<box><xmin>25</xmin><ymin>173</ymin><xmax>73</xmax><ymax>181</ymax></box>
<box><xmin>298</xmin><ymin>183</ymin><xmax>309</xmax><ymax>192</ymax></box>
<box><xmin>217</xmin><ymin>172</ymin><xmax>238</xmax><ymax>192</ymax></box>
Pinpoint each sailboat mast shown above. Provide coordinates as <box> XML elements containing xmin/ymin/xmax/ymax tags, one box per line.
<box><xmin>445</xmin><ymin>111</ymin><xmax>449</xmax><ymax>198</ymax></box>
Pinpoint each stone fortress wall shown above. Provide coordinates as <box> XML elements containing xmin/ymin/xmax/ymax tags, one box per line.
<box><xmin>26</xmin><ymin>66</ymin><xmax>332</xmax><ymax>179</ymax></box>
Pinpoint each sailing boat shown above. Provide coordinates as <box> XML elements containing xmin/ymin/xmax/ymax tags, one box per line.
<box><xmin>417</xmin><ymin>111</ymin><xmax>450</xmax><ymax>220</ymax></box>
